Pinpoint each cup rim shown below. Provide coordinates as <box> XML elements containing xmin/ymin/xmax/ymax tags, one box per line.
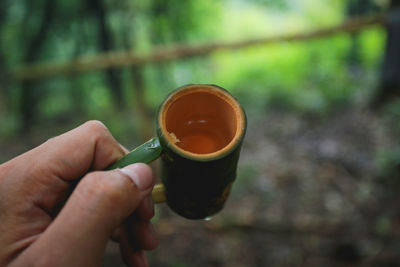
<box><xmin>157</xmin><ymin>84</ymin><xmax>246</xmax><ymax>161</ymax></box>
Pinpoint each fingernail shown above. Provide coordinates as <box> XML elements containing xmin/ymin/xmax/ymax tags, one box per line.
<box><xmin>120</xmin><ymin>163</ymin><xmax>153</xmax><ymax>190</ymax></box>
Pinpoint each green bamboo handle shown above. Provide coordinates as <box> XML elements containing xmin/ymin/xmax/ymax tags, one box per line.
<box><xmin>107</xmin><ymin>138</ymin><xmax>166</xmax><ymax>204</ymax></box>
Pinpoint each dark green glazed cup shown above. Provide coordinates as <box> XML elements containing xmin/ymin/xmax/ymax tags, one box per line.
<box><xmin>108</xmin><ymin>84</ymin><xmax>246</xmax><ymax>219</ymax></box>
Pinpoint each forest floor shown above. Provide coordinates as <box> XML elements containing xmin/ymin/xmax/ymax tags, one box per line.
<box><xmin>1</xmin><ymin>105</ymin><xmax>400</xmax><ymax>267</ymax></box>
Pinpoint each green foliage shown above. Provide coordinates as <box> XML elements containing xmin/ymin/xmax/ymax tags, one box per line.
<box><xmin>233</xmin><ymin>164</ymin><xmax>260</xmax><ymax>196</ymax></box>
<box><xmin>212</xmin><ymin>38</ymin><xmax>347</xmax><ymax>112</ymax></box>
<box><xmin>377</xmin><ymin>146</ymin><xmax>400</xmax><ymax>187</ymax></box>
<box><xmin>376</xmin><ymin>101</ymin><xmax>400</xmax><ymax>185</ymax></box>
<box><xmin>0</xmin><ymin>0</ymin><xmax>387</xmax><ymax>138</ymax></box>
<box><xmin>376</xmin><ymin>215</ymin><xmax>391</xmax><ymax>235</ymax></box>
<box><xmin>248</xmin><ymin>0</ymin><xmax>290</xmax><ymax>10</ymax></box>
<box><xmin>359</xmin><ymin>27</ymin><xmax>386</xmax><ymax>67</ymax></box>
<box><xmin>169</xmin><ymin>261</ymin><xmax>192</xmax><ymax>267</ymax></box>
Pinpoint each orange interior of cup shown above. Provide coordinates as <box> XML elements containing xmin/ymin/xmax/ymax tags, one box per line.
<box><xmin>159</xmin><ymin>85</ymin><xmax>245</xmax><ymax>157</ymax></box>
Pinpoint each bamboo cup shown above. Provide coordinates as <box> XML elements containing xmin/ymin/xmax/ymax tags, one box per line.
<box><xmin>107</xmin><ymin>84</ymin><xmax>246</xmax><ymax>219</ymax></box>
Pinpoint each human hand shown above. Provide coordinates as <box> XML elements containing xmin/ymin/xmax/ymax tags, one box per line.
<box><xmin>0</xmin><ymin>121</ymin><xmax>158</xmax><ymax>267</ymax></box>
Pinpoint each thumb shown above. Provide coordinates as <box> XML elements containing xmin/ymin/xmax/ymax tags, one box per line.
<box><xmin>63</xmin><ymin>162</ymin><xmax>154</xmax><ymax>232</ymax></box>
<box><xmin>14</xmin><ymin>163</ymin><xmax>154</xmax><ymax>267</ymax></box>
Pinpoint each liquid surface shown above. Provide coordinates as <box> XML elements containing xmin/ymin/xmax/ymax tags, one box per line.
<box><xmin>175</xmin><ymin>116</ymin><xmax>230</xmax><ymax>154</ymax></box>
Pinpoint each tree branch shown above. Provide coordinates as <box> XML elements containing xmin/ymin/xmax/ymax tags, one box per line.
<box><xmin>13</xmin><ymin>13</ymin><xmax>387</xmax><ymax>81</ymax></box>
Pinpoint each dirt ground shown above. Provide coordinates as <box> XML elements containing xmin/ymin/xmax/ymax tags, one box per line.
<box><xmin>142</xmin><ymin>106</ymin><xmax>400</xmax><ymax>267</ymax></box>
<box><xmin>1</xmin><ymin>106</ymin><xmax>400</xmax><ymax>266</ymax></box>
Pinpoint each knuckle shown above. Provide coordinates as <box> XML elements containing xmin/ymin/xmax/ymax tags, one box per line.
<box><xmin>83</xmin><ymin>120</ymin><xmax>115</xmax><ymax>145</ymax></box>
<box><xmin>83</xmin><ymin>120</ymin><xmax>109</xmax><ymax>136</ymax></box>
<box><xmin>80</xmin><ymin>120</ymin><xmax>123</xmax><ymax>170</ymax></box>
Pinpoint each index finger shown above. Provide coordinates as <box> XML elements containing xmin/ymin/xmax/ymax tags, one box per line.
<box><xmin>6</xmin><ymin>120</ymin><xmax>126</xmax><ymax>182</ymax></box>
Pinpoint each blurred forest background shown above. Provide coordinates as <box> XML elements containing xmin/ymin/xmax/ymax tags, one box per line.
<box><xmin>1</xmin><ymin>0</ymin><xmax>400</xmax><ymax>266</ymax></box>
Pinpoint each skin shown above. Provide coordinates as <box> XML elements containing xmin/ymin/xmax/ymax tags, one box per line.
<box><xmin>0</xmin><ymin>121</ymin><xmax>158</xmax><ymax>267</ymax></box>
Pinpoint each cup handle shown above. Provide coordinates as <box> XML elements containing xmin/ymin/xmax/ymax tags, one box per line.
<box><xmin>106</xmin><ymin>138</ymin><xmax>166</xmax><ymax>203</ymax></box>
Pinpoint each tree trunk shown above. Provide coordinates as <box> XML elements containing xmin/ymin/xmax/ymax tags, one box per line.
<box><xmin>69</xmin><ymin>29</ymin><xmax>86</xmax><ymax>117</ymax></box>
<box><xmin>346</xmin><ymin>0</ymin><xmax>378</xmax><ymax>77</ymax></box>
<box><xmin>20</xmin><ymin>0</ymin><xmax>55</xmax><ymax>133</ymax></box>
<box><xmin>0</xmin><ymin>1</ymin><xmax>8</xmax><ymax>113</ymax></box>
<box><xmin>372</xmin><ymin>0</ymin><xmax>400</xmax><ymax>106</ymax></box>
<box><xmin>87</xmin><ymin>0</ymin><xmax>125</xmax><ymax>110</ymax></box>
<box><xmin>149</xmin><ymin>0</ymin><xmax>175</xmax><ymax>92</ymax></box>
<box><xmin>119</xmin><ymin>7</ymin><xmax>153</xmax><ymax>141</ymax></box>
<box><xmin>131</xmin><ymin>65</ymin><xmax>153</xmax><ymax>141</ymax></box>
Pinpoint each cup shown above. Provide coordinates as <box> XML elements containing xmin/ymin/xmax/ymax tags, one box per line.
<box><xmin>108</xmin><ymin>84</ymin><xmax>246</xmax><ymax>219</ymax></box>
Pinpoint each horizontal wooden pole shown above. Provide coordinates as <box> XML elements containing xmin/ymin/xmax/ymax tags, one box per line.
<box><xmin>13</xmin><ymin>13</ymin><xmax>387</xmax><ymax>81</ymax></box>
